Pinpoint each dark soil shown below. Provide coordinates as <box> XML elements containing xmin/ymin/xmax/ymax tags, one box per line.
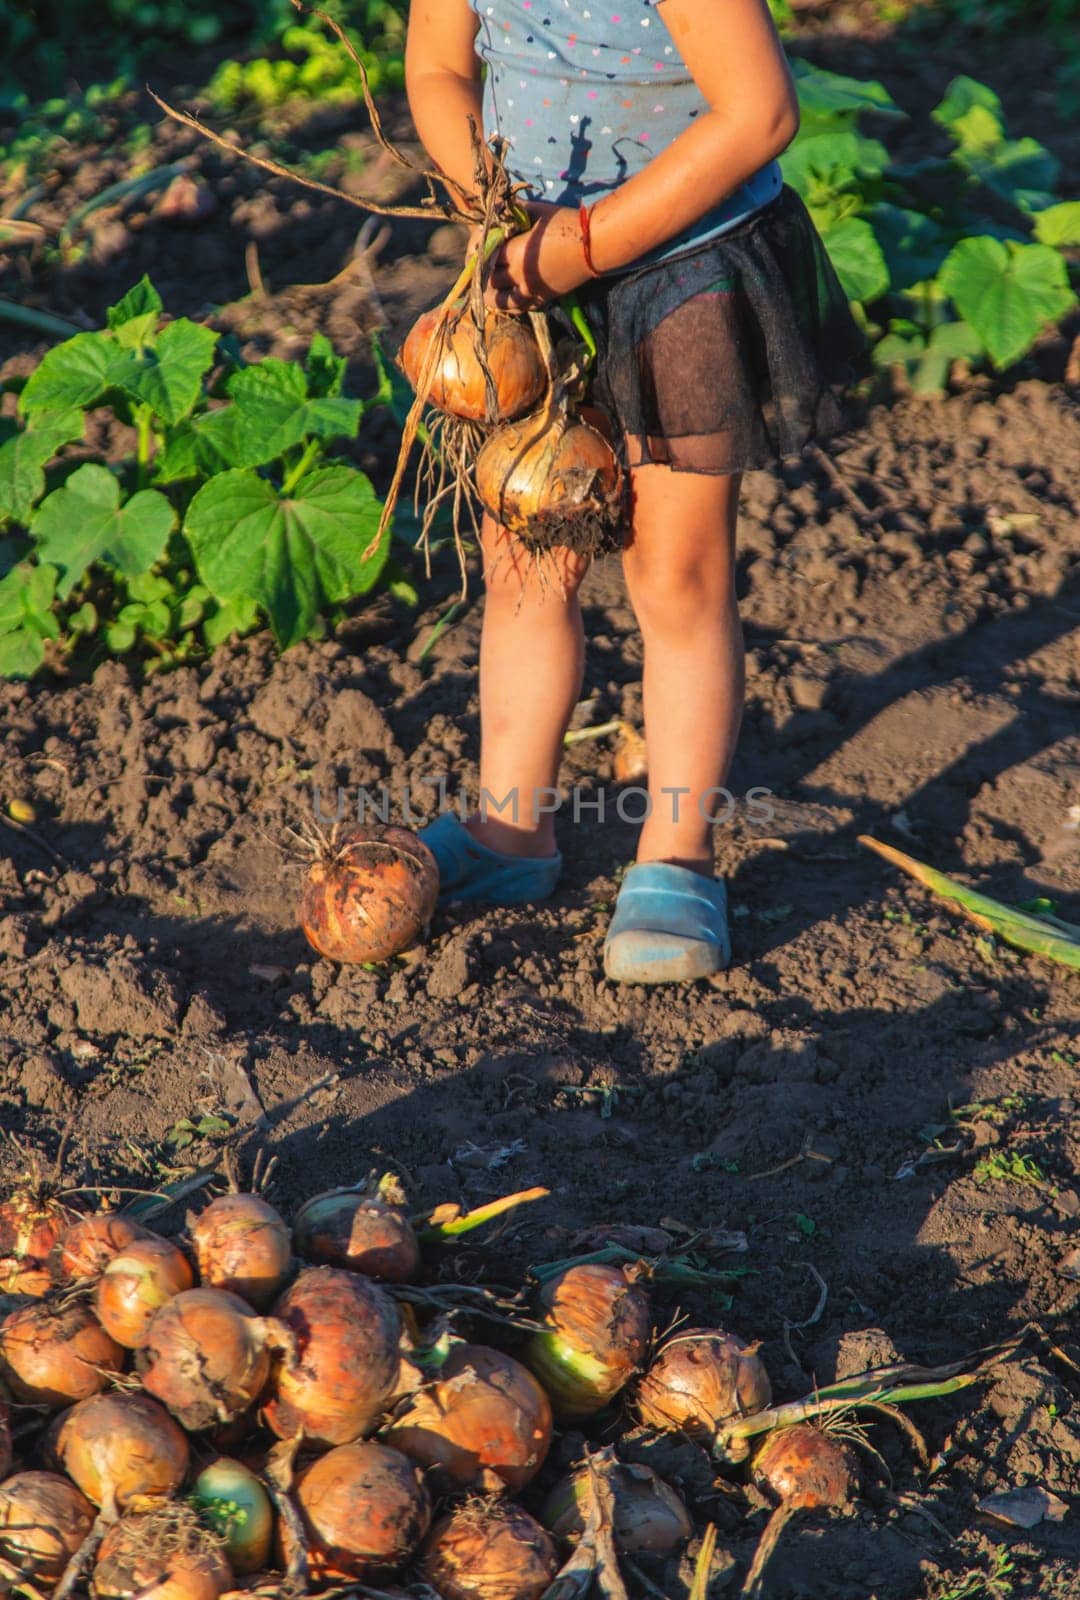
<box><xmin>1</xmin><ymin>15</ymin><xmax>1078</xmax><ymax>1600</ymax></box>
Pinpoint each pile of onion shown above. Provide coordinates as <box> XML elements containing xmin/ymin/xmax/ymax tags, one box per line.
<box><xmin>385</xmin><ymin>1343</ymin><xmax>552</xmax><ymax>1493</ymax></box>
<box><xmin>95</xmin><ymin>1233</ymin><xmax>194</xmax><ymax>1348</ymax></box>
<box><xmin>637</xmin><ymin>1328</ymin><xmax>772</xmax><ymax>1442</ymax></box>
<box><xmin>422</xmin><ymin>1501</ymin><xmax>558</xmax><ymax>1600</ymax></box>
<box><xmin>743</xmin><ymin>1424</ymin><xmax>854</xmax><ymax>1597</ymax></box>
<box><xmin>300</xmin><ymin>825</ymin><xmax>439</xmax><ymax>965</ymax></box>
<box><xmin>49</xmin><ymin>1391</ymin><xmax>189</xmax><ymax>1511</ymax></box>
<box><xmin>293</xmin><ymin>1175</ymin><xmax>419</xmax><ymax>1283</ymax></box>
<box><xmin>525</xmin><ymin>1263</ymin><xmax>650</xmax><ymax>1420</ymax></box>
<box><xmin>0</xmin><ymin>1471</ymin><xmax>96</xmax><ymax>1589</ymax></box>
<box><xmin>400</xmin><ymin>305</ymin><xmax>546</xmax><ymax>424</ymax></box>
<box><xmin>263</xmin><ymin>1267</ymin><xmax>401</xmax><ymax>1445</ymax></box>
<box><xmin>0</xmin><ymin>1185</ymin><xmax>77</xmax><ymax>1296</ymax></box>
<box><xmin>190</xmin><ymin>1194</ymin><xmax>292</xmax><ymax>1310</ymax></box>
<box><xmin>194</xmin><ymin>1459</ymin><xmax>274</xmax><ymax>1577</ymax></box>
<box><xmin>0</xmin><ymin>1298</ymin><xmax>124</xmax><ymax>1407</ymax></box>
<box><xmin>91</xmin><ymin>1504</ymin><xmax>232</xmax><ymax>1600</ymax></box>
<box><xmin>284</xmin><ymin>1440</ymin><xmax>431</xmax><ymax>1581</ymax></box>
<box><xmin>54</xmin><ymin>1213</ymin><xmax>149</xmax><ymax>1284</ymax></box>
<box><xmin>138</xmin><ymin>1287</ymin><xmax>290</xmax><ymax>1431</ymax></box>
<box><xmin>544</xmin><ymin>1460</ymin><xmax>691</xmax><ymax>1554</ymax></box>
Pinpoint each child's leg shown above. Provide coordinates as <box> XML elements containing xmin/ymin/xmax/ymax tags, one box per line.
<box><xmin>469</xmin><ymin>514</ymin><xmax>590</xmax><ymax>859</ymax></box>
<box><xmin>620</xmin><ymin>464</ymin><xmax>744</xmax><ymax>873</ymax></box>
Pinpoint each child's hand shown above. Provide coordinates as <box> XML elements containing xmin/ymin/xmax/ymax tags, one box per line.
<box><xmin>485</xmin><ymin>203</ymin><xmax>592</xmax><ymax>310</ymax></box>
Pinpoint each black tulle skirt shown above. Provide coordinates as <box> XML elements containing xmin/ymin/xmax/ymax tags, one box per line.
<box><xmin>576</xmin><ymin>184</ymin><xmax>867</xmax><ymax>476</ymax></box>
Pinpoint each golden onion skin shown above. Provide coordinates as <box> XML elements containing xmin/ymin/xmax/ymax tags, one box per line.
<box><xmin>48</xmin><ymin>1391</ymin><xmax>190</xmax><ymax>1510</ymax></box>
<box><xmin>637</xmin><ymin>1328</ymin><xmax>772</xmax><ymax>1441</ymax></box>
<box><xmin>300</xmin><ymin>825</ymin><xmax>439</xmax><ymax>965</ymax></box>
<box><xmin>525</xmin><ymin>1263</ymin><xmax>650</xmax><ymax>1420</ymax></box>
<box><xmin>753</xmin><ymin>1424</ymin><xmax>853</xmax><ymax>1511</ymax></box>
<box><xmin>0</xmin><ymin>1298</ymin><xmax>125</xmax><ymax>1408</ymax></box>
<box><xmin>0</xmin><ymin>1192</ymin><xmax>78</xmax><ymax>1296</ymax></box>
<box><xmin>400</xmin><ymin>306</ymin><xmax>546</xmax><ymax>423</ymax></box>
<box><xmin>475</xmin><ymin>405</ymin><xmax>623</xmax><ymax>558</ymax></box>
<box><xmin>54</xmin><ymin>1214</ymin><xmax>149</xmax><ymax>1284</ymax></box>
<box><xmin>137</xmin><ymin>1288</ymin><xmax>281</xmax><ymax>1431</ymax></box>
<box><xmin>92</xmin><ymin>1514</ymin><xmax>233</xmax><ymax>1600</ymax></box>
<box><xmin>0</xmin><ymin>1471</ymin><xmax>96</xmax><ymax>1587</ymax></box>
<box><xmin>94</xmin><ymin>1235</ymin><xmax>195</xmax><ymax>1350</ymax></box>
<box><xmin>293</xmin><ymin>1188</ymin><xmax>419</xmax><ymax>1283</ymax></box>
<box><xmin>423</xmin><ymin>1501</ymin><xmax>559</xmax><ymax>1600</ymax></box>
<box><xmin>544</xmin><ymin>1461</ymin><xmax>691</xmax><ymax>1554</ymax></box>
<box><xmin>284</xmin><ymin>1441</ymin><xmax>431</xmax><ymax>1582</ymax></box>
<box><xmin>190</xmin><ymin>1195</ymin><xmax>291</xmax><ymax>1311</ymax></box>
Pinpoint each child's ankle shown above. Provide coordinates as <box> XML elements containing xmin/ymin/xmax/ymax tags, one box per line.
<box><xmin>467</xmin><ymin>813</ymin><xmax>558</xmax><ymax>860</ymax></box>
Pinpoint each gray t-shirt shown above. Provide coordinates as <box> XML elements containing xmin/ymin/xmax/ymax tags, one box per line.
<box><xmin>470</xmin><ymin>0</ymin><xmax>783</xmax><ymax>268</ymax></box>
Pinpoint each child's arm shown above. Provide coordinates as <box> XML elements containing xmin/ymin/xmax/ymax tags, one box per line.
<box><xmin>405</xmin><ymin>0</ymin><xmax>486</xmax><ymax>200</ymax></box>
<box><xmin>487</xmin><ymin>0</ymin><xmax>799</xmax><ymax>308</ymax></box>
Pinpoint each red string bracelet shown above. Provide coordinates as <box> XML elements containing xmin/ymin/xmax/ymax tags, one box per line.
<box><xmin>578</xmin><ymin>201</ymin><xmax>601</xmax><ymax>278</ymax></box>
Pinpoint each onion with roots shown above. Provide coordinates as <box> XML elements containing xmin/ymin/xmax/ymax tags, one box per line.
<box><xmin>54</xmin><ymin>1213</ymin><xmax>149</xmax><ymax>1284</ymax></box>
<box><xmin>300</xmin><ymin>825</ymin><xmax>439</xmax><ymax>965</ymax></box>
<box><xmin>422</xmin><ymin>1500</ymin><xmax>559</xmax><ymax>1600</ymax></box>
<box><xmin>138</xmin><ymin>1288</ymin><xmax>291</xmax><ymax>1431</ymax></box>
<box><xmin>637</xmin><ymin>1328</ymin><xmax>772</xmax><ymax>1442</ymax></box>
<box><xmin>0</xmin><ymin>1298</ymin><xmax>125</xmax><ymax>1407</ymax></box>
<box><xmin>0</xmin><ymin>1471</ymin><xmax>96</xmax><ymax>1589</ymax></box>
<box><xmin>525</xmin><ymin>1263</ymin><xmax>651</xmax><ymax>1420</ymax></box>
<box><xmin>95</xmin><ymin>1234</ymin><xmax>194</xmax><ymax>1349</ymax></box>
<box><xmin>293</xmin><ymin>1175</ymin><xmax>419</xmax><ymax>1283</ymax></box>
<box><xmin>194</xmin><ymin>1458</ymin><xmax>274</xmax><ymax>1577</ymax></box>
<box><xmin>282</xmin><ymin>1440</ymin><xmax>430</xmax><ymax>1582</ymax></box>
<box><xmin>263</xmin><ymin>1266</ymin><xmax>401</xmax><ymax>1446</ymax></box>
<box><xmin>0</xmin><ymin>1184</ymin><xmax>78</xmax><ymax>1297</ymax></box>
<box><xmin>49</xmin><ymin>1391</ymin><xmax>189</xmax><ymax>1511</ymax></box>
<box><xmin>544</xmin><ymin>1460</ymin><xmax>692</xmax><ymax>1554</ymax></box>
<box><xmin>91</xmin><ymin>1504</ymin><xmax>232</xmax><ymax>1600</ymax></box>
<box><xmin>190</xmin><ymin>1194</ymin><xmax>291</xmax><ymax>1310</ymax></box>
<box><xmin>400</xmin><ymin>304</ymin><xmax>546</xmax><ymax>423</ymax></box>
<box><xmin>742</xmin><ymin>1424</ymin><xmax>854</xmax><ymax>1598</ymax></box>
<box><xmin>385</xmin><ymin>1343</ymin><xmax>552</xmax><ymax>1494</ymax></box>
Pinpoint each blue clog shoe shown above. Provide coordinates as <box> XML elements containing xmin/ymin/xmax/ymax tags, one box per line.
<box><xmin>603</xmin><ymin>862</ymin><xmax>732</xmax><ymax>984</ymax></box>
<box><xmin>419</xmin><ymin>812</ymin><xmax>562</xmax><ymax>905</ymax></box>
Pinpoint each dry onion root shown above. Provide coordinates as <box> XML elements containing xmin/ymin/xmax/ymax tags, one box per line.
<box><xmin>283</xmin><ymin>1439</ymin><xmax>431</xmax><ymax>1582</ymax></box>
<box><xmin>0</xmin><ymin>1470</ymin><xmax>96</xmax><ymax>1589</ymax></box>
<box><xmin>0</xmin><ymin>1298</ymin><xmax>125</xmax><ymax>1408</ymax></box>
<box><xmin>422</xmin><ymin>1499</ymin><xmax>559</xmax><ymax>1600</ymax></box>
<box><xmin>48</xmin><ymin>1391</ymin><xmax>190</xmax><ymax>1511</ymax></box>
<box><xmin>190</xmin><ymin>1194</ymin><xmax>292</xmax><ymax>1311</ymax></box>
<box><xmin>524</xmin><ymin>1262</ymin><xmax>651</xmax><ymax>1420</ymax></box>
<box><xmin>91</xmin><ymin>1503</ymin><xmax>233</xmax><ymax>1600</ymax></box>
<box><xmin>137</xmin><ymin>1288</ymin><xmax>291</xmax><ymax>1431</ymax></box>
<box><xmin>637</xmin><ymin>1328</ymin><xmax>773</xmax><ymax>1443</ymax></box>
<box><xmin>742</xmin><ymin>1424</ymin><xmax>854</xmax><ymax>1598</ymax></box>
<box><xmin>299</xmin><ymin>824</ymin><xmax>439</xmax><ymax>965</ymax></box>
<box><xmin>292</xmin><ymin>1174</ymin><xmax>419</xmax><ymax>1283</ymax></box>
<box><xmin>543</xmin><ymin>1459</ymin><xmax>691</xmax><ymax>1555</ymax></box>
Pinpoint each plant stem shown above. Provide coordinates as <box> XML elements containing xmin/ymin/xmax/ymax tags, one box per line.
<box><xmin>561</xmin><ymin>291</ymin><xmax>598</xmax><ymax>367</ymax></box>
<box><xmin>0</xmin><ymin>299</ymin><xmax>84</xmax><ymax>339</ymax></box>
<box><xmin>418</xmin><ymin>1185</ymin><xmax>550</xmax><ymax>1242</ymax></box>
<box><xmin>563</xmin><ymin>720</ymin><xmax>623</xmax><ymax>746</ymax></box>
<box><xmin>134</xmin><ymin>404</ymin><xmax>154</xmax><ymax>489</ymax></box>
<box><xmin>281</xmin><ymin>439</ymin><xmax>322</xmax><ymax>497</ymax></box>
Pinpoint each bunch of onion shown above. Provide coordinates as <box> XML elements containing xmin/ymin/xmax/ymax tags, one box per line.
<box><xmin>544</xmin><ymin>1459</ymin><xmax>691</xmax><ymax>1555</ymax></box>
<box><xmin>280</xmin><ymin>1440</ymin><xmax>430</xmax><ymax>1582</ymax></box>
<box><xmin>385</xmin><ymin>1342</ymin><xmax>552</xmax><ymax>1494</ymax></box>
<box><xmin>638</xmin><ymin>1329</ymin><xmax>772</xmax><ymax>1443</ymax></box>
<box><xmin>91</xmin><ymin>1503</ymin><xmax>232</xmax><ymax>1600</ymax></box>
<box><xmin>48</xmin><ymin>1391</ymin><xmax>189</xmax><ymax>1512</ymax></box>
<box><xmin>53</xmin><ymin>1213</ymin><xmax>149</xmax><ymax>1284</ymax></box>
<box><xmin>138</xmin><ymin>1288</ymin><xmax>292</xmax><ymax>1432</ymax></box>
<box><xmin>0</xmin><ymin>1169</ymin><xmax>78</xmax><ymax>1296</ymax></box>
<box><xmin>524</xmin><ymin>1263</ymin><xmax>650</xmax><ymax>1420</ymax></box>
<box><xmin>190</xmin><ymin>1194</ymin><xmax>291</xmax><ymax>1310</ymax></box>
<box><xmin>94</xmin><ymin>1234</ymin><xmax>194</xmax><ymax>1349</ymax></box>
<box><xmin>422</xmin><ymin>1500</ymin><xmax>559</xmax><ymax>1600</ymax></box>
<box><xmin>263</xmin><ymin>1266</ymin><xmax>401</xmax><ymax>1445</ymax></box>
<box><xmin>0</xmin><ymin>1298</ymin><xmax>124</xmax><ymax>1407</ymax></box>
<box><xmin>293</xmin><ymin>1173</ymin><xmax>419</xmax><ymax>1283</ymax></box>
<box><xmin>299</xmin><ymin>823</ymin><xmax>439</xmax><ymax>965</ymax></box>
<box><xmin>193</xmin><ymin>1459</ymin><xmax>274</xmax><ymax>1577</ymax></box>
<box><xmin>742</xmin><ymin>1424</ymin><xmax>854</xmax><ymax>1598</ymax></box>
<box><xmin>0</xmin><ymin>1471</ymin><xmax>95</xmax><ymax>1589</ymax></box>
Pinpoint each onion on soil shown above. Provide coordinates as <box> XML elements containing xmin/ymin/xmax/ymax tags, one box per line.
<box><xmin>263</xmin><ymin>1266</ymin><xmax>401</xmax><ymax>1446</ymax></box>
<box><xmin>299</xmin><ymin>825</ymin><xmax>439</xmax><ymax>965</ymax></box>
<box><xmin>0</xmin><ymin>1471</ymin><xmax>96</xmax><ymax>1588</ymax></box>
<box><xmin>94</xmin><ymin>1234</ymin><xmax>194</xmax><ymax>1349</ymax></box>
<box><xmin>91</xmin><ymin>1504</ymin><xmax>232</xmax><ymax>1600</ymax></box>
<box><xmin>544</xmin><ymin>1460</ymin><xmax>691</xmax><ymax>1554</ymax></box>
<box><xmin>283</xmin><ymin>1440</ymin><xmax>431</xmax><ymax>1582</ymax></box>
<box><xmin>525</xmin><ymin>1263</ymin><xmax>650</xmax><ymax>1419</ymax></box>
<box><xmin>400</xmin><ymin>304</ymin><xmax>546</xmax><ymax>424</ymax></box>
<box><xmin>138</xmin><ymin>1288</ymin><xmax>290</xmax><ymax>1432</ymax></box>
<box><xmin>190</xmin><ymin>1194</ymin><xmax>291</xmax><ymax>1311</ymax></box>
<box><xmin>0</xmin><ymin>1186</ymin><xmax>78</xmax><ymax>1297</ymax></box>
<box><xmin>0</xmin><ymin>1298</ymin><xmax>125</xmax><ymax>1407</ymax></box>
<box><xmin>293</xmin><ymin>1175</ymin><xmax>419</xmax><ymax>1283</ymax></box>
<box><xmin>742</xmin><ymin>1424</ymin><xmax>854</xmax><ymax>1598</ymax></box>
<box><xmin>193</xmin><ymin>1458</ymin><xmax>274</xmax><ymax>1577</ymax></box>
<box><xmin>385</xmin><ymin>1343</ymin><xmax>552</xmax><ymax>1494</ymax></box>
<box><xmin>638</xmin><ymin>1328</ymin><xmax>772</xmax><ymax>1442</ymax></box>
<box><xmin>54</xmin><ymin>1214</ymin><xmax>149</xmax><ymax>1284</ymax></box>
<box><xmin>49</xmin><ymin>1391</ymin><xmax>189</xmax><ymax>1511</ymax></box>
<box><xmin>422</xmin><ymin>1500</ymin><xmax>559</xmax><ymax>1600</ymax></box>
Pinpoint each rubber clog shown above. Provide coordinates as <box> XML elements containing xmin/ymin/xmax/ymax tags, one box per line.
<box><xmin>419</xmin><ymin>812</ymin><xmax>562</xmax><ymax>905</ymax></box>
<box><xmin>603</xmin><ymin>861</ymin><xmax>732</xmax><ymax>984</ymax></box>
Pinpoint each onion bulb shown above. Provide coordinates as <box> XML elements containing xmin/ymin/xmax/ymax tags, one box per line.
<box><xmin>637</xmin><ymin>1328</ymin><xmax>772</xmax><ymax>1442</ymax></box>
<box><xmin>91</xmin><ymin>1505</ymin><xmax>232</xmax><ymax>1600</ymax></box>
<box><xmin>293</xmin><ymin>1175</ymin><xmax>419</xmax><ymax>1283</ymax></box>
<box><xmin>138</xmin><ymin>1288</ymin><xmax>289</xmax><ymax>1431</ymax></box>
<box><xmin>282</xmin><ymin>1440</ymin><xmax>430</xmax><ymax>1582</ymax></box>
<box><xmin>385</xmin><ymin>1343</ymin><xmax>552</xmax><ymax>1494</ymax></box>
<box><xmin>0</xmin><ymin>1187</ymin><xmax>78</xmax><ymax>1296</ymax></box>
<box><xmin>0</xmin><ymin>1298</ymin><xmax>124</xmax><ymax>1407</ymax></box>
<box><xmin>544</xmin><ymin>1461</ymin><xmax>691</xmax><ymax>1554</ymax></box>
<box><xmin>0</xmin><ymin>1471</ymin><xmax>96</xmax><ymax>1588</ymax></box>
<box><xmin>190</xmin><ymin>1194</ymin><xmax>291</xmax><ymax>1310</ymax></box>
<box><xmin>423</xmin><ymin>1501</ymin><xmax>559</xmax><ymax>1600</ymax></box>
<box><xmin>475</xmin><ymin>398</ymin><xmax>623</xmax><ymax>558</ymax></box>
<box><xmin>193</xmin><ymin>1458</ymin><xmax>274</xmax><ymax>1577</ymax></box>
<box><xmin>49</xmin><ymin>1391</ymin><xmax>189</xmax><ymax>1511</ymax></box>
<box><xmin>0</xmin><ymin>1387</ymin><xmax>10</xmax><ymax>1480</ymax></box>
<box><xmin>54</xmin><ymin>1213</ymin><xmax>149</xmax><ymax>1284</ymax></box>
<box><xmin>400</xmin><ymin>304</ymin><xmax>546</xmax><ymax>424</ymax></box>
<box><xmin>524</xmin><ymin>1263</ymin><xmax>650</xmax><ymax>1420</ymax></box>
<box><xmin>300</xmin><ymin>825</ymin><xmax>439</xmax><ymax>965</ymax></box>
<box><xmin>263</xmin><ymin>1266</ymin><xmax>401</xmax><ymax>1446</ymax></box>
<box><xmin>95</xmin><ymin>1234</ymin><xmax>194</xmax><ymax>1349</ymax></box>
<box><xmin>743</xmin><ymin>1425</ymin><xmax>853</xmax><ymax>1597</ymax></box>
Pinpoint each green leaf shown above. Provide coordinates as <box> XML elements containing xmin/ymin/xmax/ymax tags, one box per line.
<box><xmin>932</xmin><ymin>77</ymin><xmax>1003</xmax><ymax>134</ymax></box>
<box><xmin>0</xmin><ymin>560</ymin><xmax>57</xmax><ymax>635</ymax></box>
<box><xmin>19</xmin><ymin>331</ymin><xmax>116</xmax><ymax>417</ymax></box>
<box><xmin>305</xmin><ymin>332</ymin><xmax>347</xmax><ymax>398</ymax></box>
<box><xmin>869</xmin><ymin>204</ymin><xmax>949</xmax><ymax>292</ymax></box>
<box><xmin>939</xmin><ymin>237</ymin><xmax>1078</xmax><ymax>368</ymax></box>
<box><xmin>195</xmin><ymin>360</ymin><xmax>362</xmax><ymax>469</ymax></box>
<box><xmin>202</xmin><ymin>593</ymin><xmax>261</xmax><ymax>649</ymax></box>
<box><xmin>781</xmin><ymin>130</ymin><xmax>890</xmax><ymax>197</ymax></box>
<box><xmin>184</xmin><ymin>464</ymin><xmax>387</xmax><ymax>649</ymax></box>
<box><xmin>1033</xmin><ymin>201</ymin><xmax>1080</xmax><ymax>248</ymax></box>
<box><xmin>107</xmin><ymin>275</ymin><xmax>163</xmax><ymax>330</ymax></box>
<box><xmin>947</xmin><ymin>104</ymin><xmax>1006</xmax><ymax>157</ymax></box>
<box><xmin>958</xmin><ymin>137</ymin><xmax>1060</xmax><ymax>213</ymax></box>
<box><xmin>0</xmin><ymin>627</ymin><xmax>46</xmax><ymax>678</ymax></box>
<box><xmin>821</xmin><ymin>216</ymin><xmax>890</xmax><ymax>304</ymax></box>
<box><xmin>31</xmin><ymin>464</ymin><xmax>176</xmax><ymax>598</ymax></box>
<box><xmin>791</xmin><ymin>58</ymin><xmax>904</xmax><ymax>121</ymax></box>
<box><xmin>0</xmin><ymin>409</ymin><xmax>84</xmax><ymax>524</ymax></box>
<box><xmin>115</xmin><ymin>318</ymin><xmax>219</xmax><ymax>426</ymax></box>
